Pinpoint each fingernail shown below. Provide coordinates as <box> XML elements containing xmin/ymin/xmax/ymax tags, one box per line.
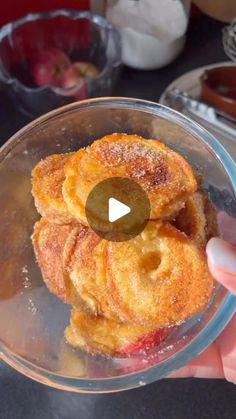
<box><xmin>217</xmin><ymin>212</ymin><xmax>236</xmax><ymax>244</ymax></box>
<box><xmin>206</xmin><ymin>238</ymin><xmax>236</xmax><ymax>274</ymax></box>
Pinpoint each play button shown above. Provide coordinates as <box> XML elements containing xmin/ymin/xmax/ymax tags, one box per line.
<box><xmin>108</xmin><ymin>198</ymin><xmax>131</xmax><ymax>223</ymax></box>
<box><xmin>85</xmin><ymin>177</ymin><xmax>150</xmax><ymax>242</ymax></box>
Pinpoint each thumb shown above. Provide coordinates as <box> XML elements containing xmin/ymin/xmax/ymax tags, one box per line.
<box><xmin>206</xmin><ymin>238</ymin><xmax>236</xmax><ymax>295</ymax></box>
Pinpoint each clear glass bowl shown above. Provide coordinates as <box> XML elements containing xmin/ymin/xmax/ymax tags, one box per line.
<box><xmin>0</xmin><ymin>10</ymin><xmax>121</xmax><ymax>117</ymax></box>
<box><xmin>0</xmin><ymin>98</ymin><xmax>235</xmax><ymax>393</ymax></box>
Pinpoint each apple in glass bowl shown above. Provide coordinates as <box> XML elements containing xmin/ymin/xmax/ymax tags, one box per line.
<box><xmin>0</xmin><ymin>10</ymin><xmax>121</xmax><ymax>117</ymax></box>
<box><xmin>30</xmin><ymin>48</ymin><xmax>71</xmax><ymax>87</ymax></box>
<box><xmin>60</xmin><ymin>62</ymin><xmax>99</xmax><ymax>99</ymax></box>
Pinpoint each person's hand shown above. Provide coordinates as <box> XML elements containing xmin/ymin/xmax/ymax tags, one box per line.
<box><xmin>170</xmin><ymin>212</ymin><xmax>236</xmax><ymax>383</ymax></box>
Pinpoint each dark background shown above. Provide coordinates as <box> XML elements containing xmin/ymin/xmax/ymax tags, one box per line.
<box><xmin>0</xmin><ymin>15</ymin><xmax>236</xmax><ymax>419</ymax></box>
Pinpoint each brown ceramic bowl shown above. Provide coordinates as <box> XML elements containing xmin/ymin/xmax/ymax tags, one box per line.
<box><xmin>200</xmin><ymin>65</ymin><xmax>236</xmax><ymax>118</ymax></box>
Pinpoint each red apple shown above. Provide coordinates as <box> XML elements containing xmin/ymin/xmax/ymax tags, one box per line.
<box><xmin>30</xmin><ymin>48</ymin><xmax>70</xmax><ymax>87</ymax></box>
<box><xmin>60</xmin><ymin>62</ymin><xmax>98</xmax><ymax>99</ymax></box>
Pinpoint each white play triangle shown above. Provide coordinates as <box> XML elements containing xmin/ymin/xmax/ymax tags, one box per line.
<box><xmin>108</xmin><ymin>197</ymin><xmax>131</xmax><ymax>223</ymax></box>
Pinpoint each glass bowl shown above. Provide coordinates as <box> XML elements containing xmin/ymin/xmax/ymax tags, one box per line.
<box><xmin>0</xmin><ymin>10</ymin><xmax>121</xmax><ymax>118</ymax></box>
<box><xmin>0</xmin><ymin>98</ymin><xmax>235</xmax><ymax>393</ymax></box>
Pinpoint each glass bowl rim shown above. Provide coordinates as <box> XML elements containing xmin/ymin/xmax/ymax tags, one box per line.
<box><xmin>0</xmin><ymin>97</ymin><xmax>236</xmax><ymax>393</ymax></box>
<box><xmin>0</xmin><ymin>9</ymin><xmax>121</xmax><ymax>94</ymax></box>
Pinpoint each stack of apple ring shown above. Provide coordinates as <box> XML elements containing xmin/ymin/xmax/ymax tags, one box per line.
<box><xmin>32</xmin><ymin>133</ymin><xmax>217</xmax><ymax>356</ymax></box>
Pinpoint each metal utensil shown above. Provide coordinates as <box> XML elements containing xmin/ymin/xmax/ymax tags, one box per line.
<box><xmin>166</xmin><ymin>89</ymin><xmax>236</xmax><ymax>142</ymax></box>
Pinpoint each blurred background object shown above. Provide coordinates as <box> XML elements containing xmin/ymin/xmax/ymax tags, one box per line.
<box><xmin>0</xmin><ymin>0</ymin><xmax>90</xmax><ymax>26</ymax></box>
<box><xmin>193</xmin><ymin>0</ymin><xmax>236</xmax><ymax>23</ymax></box>
<box><xmin>90</xmin><ymin>0</ymin><xmax>106</xmax><ymax>16</ymax></box>
<box><xmin>0</xmin><ymin>10</ymin><xmax>121</xmax><ymax>117</ymax></box>
<box><xmin>200</xmin><ymin>66</ymin><xmax>236</xmax><ymax>117</ymax></box>
<box><xmin>223</xmin><ymin>19</ymin><xmax>236</xmax><ymax>62</ymax></box>
<box><xmin>105</xmin><ymin>0</ymin><xmax>191</xmax><ymax>70</ymax></box>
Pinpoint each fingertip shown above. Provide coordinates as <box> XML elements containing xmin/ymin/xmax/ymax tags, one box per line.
<box><xmin>217</xmin><ymin>212</ymin><xmax>236</xmax><ymax>244</ymax></box>
<box><xmin>208</xmin><ymin>261</ymin><xmax>236</xmax><ymax>295</ymax></box>
<box><xmin>206</xmin><ymin>238</ymin><xmax>236</xmax><ymax>274</ymax></box>
<box><xmin>206</xmin><ymin>238</ymin><xmax>236</xmax><ymax>294</ymax></box>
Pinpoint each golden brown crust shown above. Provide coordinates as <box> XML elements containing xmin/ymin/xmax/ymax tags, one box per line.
<box><xmin>174</xmin><ymin>191</ymin><xmax>207</xmax><ymax>247</ymax></box>
<box><xmin>203</xmin><ymin>192</ymin><xmax>219</xmax><ymax>241</ymax></box>
<box><xmin>32</xmin><ymin>153</ymin><xmax>75</xmax><ymax>224</ymax></box>
<box><xmin>67</xmin><ymin>228</ymin><xmax>120</xmax><ymax>320</ymax></box>
<box><xmin>174</xmin><ymin>191</ymin><xmax>218</xmax><ymax>247</ymax></box>
<box><xmin>62</xmin><ymin>134</ymin><xmax>197</xmax><ymax>225</ymax></box>
<box><xmin>62</xmin><ymin>149</ymin><xmax>88</xmax><ymax>225</ymax></box>
<box><xmin>65</xmin><ymin>309</ymin><xmax>157</xmax><ymax>356</ymax></box>
<box><xmin>106</xmin><ymin>221</ymin><xmax>214</xmax><ymax>327</ymax></box>
<box><xmin>32</xmin><ymin>218</ymin><xmax>85</xmax><ymax>305</ymax></box>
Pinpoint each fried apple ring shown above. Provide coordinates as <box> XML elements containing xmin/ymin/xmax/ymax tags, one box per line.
<box><xmin>66</xmin><ymin>227</ymin><xmax>120</xmax><ymax>321</ymax></box>
<box><xmin>62</xmin><ymin>134</ymin><xmax>197</xmax><ymax>225</ymax></box>
<box><xmin>32</xmin><ymin>218</ymin><xmax>86</xmax><ymax>305</ymax></box>
<box><xmin>174</xmin><ymin>191</ymin><xmax>218</xmax><ymax>247</ymax></box>
<box><xmin>106</xmin><ymin>221</ymin><xmax>214</xmax><ymax>327</ymax></box>
<box><xmin>65</xmin><ymin>309</ymin><xmax>169</xmax><ymax>356</ymax></box>
<box><xmin>204</xmin><ymin>193</ymin><xmax>219</xmax><ymax>241</ymax></box>
<box><xmin>32</xmin><ymin>153</ymin><xmax>75</xmax><ymax>224</ymax></box>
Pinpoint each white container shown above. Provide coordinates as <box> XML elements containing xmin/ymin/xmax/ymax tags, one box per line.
<box><xmin>106</xmin><ymin>0</ymin><xmax>190</xmax><ymax>70</ymax></box>
<box><xmin>120</xmin><ymin>28</ymin><xmax>186</xmax><ymax>70</ymax></box>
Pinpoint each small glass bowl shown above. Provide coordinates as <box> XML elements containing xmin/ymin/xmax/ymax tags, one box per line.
<box><xmin>0</xmin><ymin>98</ymin><xmax>235</xmax><ymax>393</ymax></box>
<box><xmin>0</xmin><ymin>10</ymin><xmax>121</xmax><ymax>117</ymax></box>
